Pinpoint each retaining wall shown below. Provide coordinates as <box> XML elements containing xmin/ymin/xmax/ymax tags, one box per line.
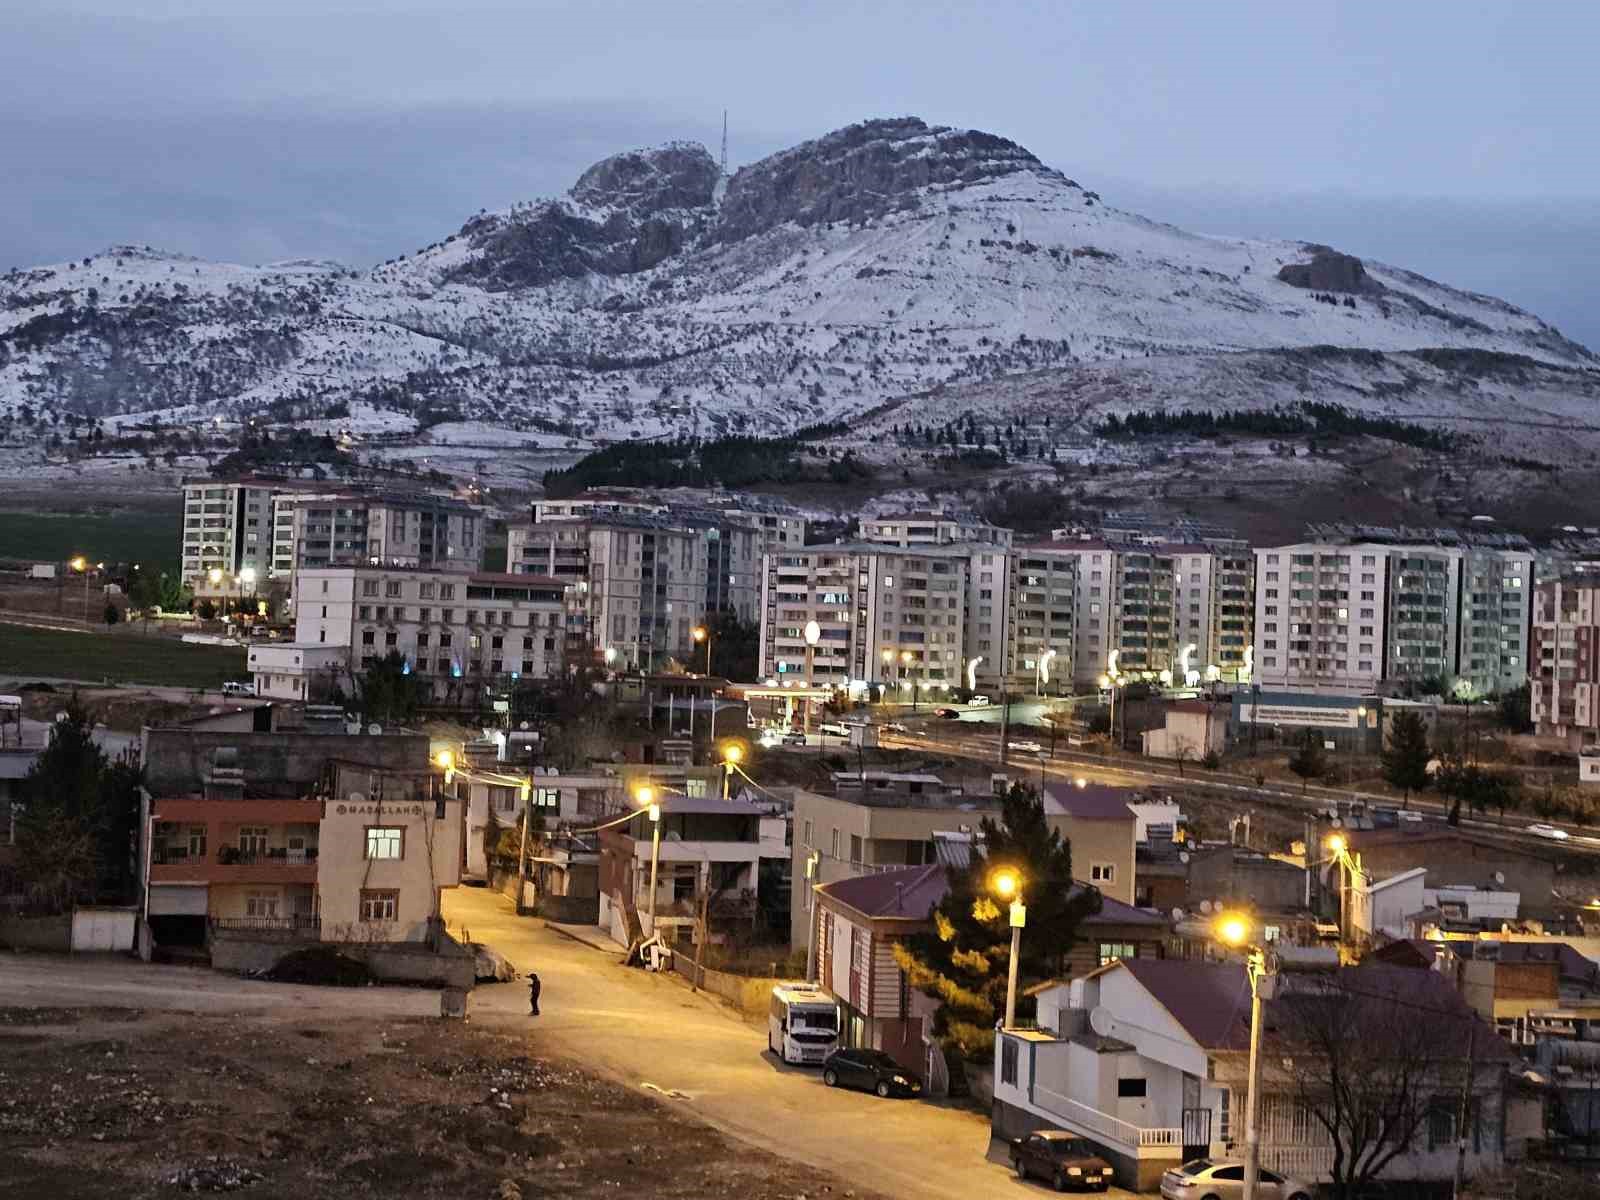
<box><xmin>210</xmin><ymin>933</ymin><xmax>475</xmax><ymax>989</ymax></box>
<box><xmin>0</xmin><ymin>913</ymin><xmax>71</xmax><ymax>952</ymax></box>
<box><xmin>668</xmin><ymin>955</ymin><xmax>773</xmax><ymax>1018</ymax></box>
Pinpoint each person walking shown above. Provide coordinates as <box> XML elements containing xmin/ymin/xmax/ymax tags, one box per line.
<box><xmin>527</xmin><ymin>971</ymin><xmax>541</xmax><ymax>1016</ymax></box>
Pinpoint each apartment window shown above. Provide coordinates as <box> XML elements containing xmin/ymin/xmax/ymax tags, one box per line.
<box><xmin>361</xmin><ymin>630</ymin><xmax>375</xmax><ymax>646</ymax></box>
<box><xmin>1117</xmin><ymin>1078</ymin><xmax>1147</xmax><ymax>1099</ymax></box>
<box><xmin>803</xmin><ymin>819</ymin><xmax>813</xmax><ymax>849</ymax></box>
<box><xmin>385</xmin><ymin>581</ymin><xmax>402</xmax><ymax>598</ymax></box>
<box><xmin>362</xmin><ymin>580</ymin><xmax>379</xmax><ymax>597</ymax></box>
<box><xmin>850</xmin><ymin>834</ymin><xmax>863</xmax><ymax>865</ymax></box>
<box><xmin>359</xmin><ymin>606</ymin><xmax>372</xmax><ymax>620</ymax></box>
<box><xmin>238</xmin><ymin>826</ymin><xmax>268</xmax><ymax>855</ymax></box>
<box><xmin>245</xmin><ymin>891</ymin><xmax>279</xmax><ymax>918</ymax></box>
<box><xmin>359</xmin><ymin>889</ymin><xmax>399</xmax><ymax>922</ymax></box>
<box><xmin>440</xmin><ymin>584</ymin><xmax>456</xmax><ymax>600</ymax></box>
<box><xmin>1090</xmin><ymin>863</ymin><xmax>1116</xmax><ymax>884</ymax></box>
<box><xmin>419</xmin><ymin>582</ymin><xmax>435</xmax><ymax>599</ymax></box>
<box><xmin>1099</xmin><ymin>943</ymin><xmax>1136</xmax><ymax>967</ymax></box>
<box><xmin>489</xmin><ymin>785</ymin><xmax>517</xmax><ymax>813</ymax></box>
<box><xmin>365</xmin><ymin>827</ymin><xmax>404</xmax><ymax>859</ymax></box>
<box><xmin>831</xmin><ymin>829</ymin><xmax>841</xmax><ymax>858</ymax></box>
<box><xmin>1000</xmin><ymin>1037</ymin><xmax>1019</xmax><ymax>1086</ymax></box>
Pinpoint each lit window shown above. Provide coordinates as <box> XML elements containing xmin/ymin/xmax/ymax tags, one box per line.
<box><xmin>365</xmin><ymin>827</ymin><xmax>404</xmax><ymax>859</ymax></box>
<box><xmin>359</xmin><ymin>889</ymin><xmax>399</xmax><ymax>922</ymax></box>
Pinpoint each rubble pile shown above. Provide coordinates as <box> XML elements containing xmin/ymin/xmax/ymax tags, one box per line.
<box><xmin>165</xmin><ymin>1157</ymin><xmax>265</xmax><ymax>1192</ymax></box>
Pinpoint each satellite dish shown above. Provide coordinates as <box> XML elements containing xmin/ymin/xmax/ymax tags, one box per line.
<box><xmin>54</xmin><ymin>711</ymin><xmax>69</xmax><ymax>723</ymax></box>
<box><xmin>367</xmin><ymin>723</ymin><xmax>382</xmax><ymax>735</ymax></box>
<box><xmin>348</xmin><ymin>792</ymin><xmax>366</xmax><ymax>804</ymax></box>
<box><xmin>1179</xmin><ymin>850</ymin><xmax>1191</xmax><ymax>864</ymax></box>
<box><xmin>1325</xmin><ymin>807</ymin><xmax>1339</xmax><ymax>820</ymax></box>
<box><xmin>1493</xmin><ymin>871</ymin><xmax>1506</xmax><ymax>886</ymax></box>
<box><xmin>1089</xmin><ymin>1006</ymin><xmax>1115</xmax><ymax>1037</ymax></box>
<box><xmin>1330</xmin><ymin>816</ymin><xmax>1344</xmax><ymax>828</ymax></box>
<box><xmin>1199</xmin><ymin>900</ymin><xmax>1214</xmax><ymax>915</ymax></box>
<box><xmin>1170</xmin><ymin>907</ymin><xmax>1186</xmax><ymax>922</ymax></box>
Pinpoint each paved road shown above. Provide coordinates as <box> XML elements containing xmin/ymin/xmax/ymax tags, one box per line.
<box><xmin>0</xmin><ymin>954</ymin><xmax>440</xmax><ymax>1018</ymax></box>
<box><xmin>445</xmin><ymin>886</ymin><xmax>1119</xmax><ymax>1200</ymax></box>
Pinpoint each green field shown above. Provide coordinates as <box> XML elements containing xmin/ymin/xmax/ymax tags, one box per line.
<box><xmin>0</xmin><ymin>502</ymin><xmax>183</xmax><ymax>574</ymax></box>
<box><xmin>0</xmin><ymin>624</ymin><xmax>245</xmax><ymax>689</ymax></box>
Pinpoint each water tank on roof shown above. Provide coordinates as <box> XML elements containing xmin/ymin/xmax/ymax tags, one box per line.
<box><xmin>367</xmin><ymin>723</ymin><xmax>382</xmax><ymax>735</ymax></box>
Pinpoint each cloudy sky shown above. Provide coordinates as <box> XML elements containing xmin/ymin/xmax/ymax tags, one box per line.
<box><xmin>6</xmin><ymin>0</ymin><xmax>1596</xmax><ymax>346</ymax></box>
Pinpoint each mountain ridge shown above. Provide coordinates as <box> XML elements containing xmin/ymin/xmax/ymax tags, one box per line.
<box><xmin>0</xmin><ymin>115</ymin><xmax>1592</xmax><ymax>459</ymax></box>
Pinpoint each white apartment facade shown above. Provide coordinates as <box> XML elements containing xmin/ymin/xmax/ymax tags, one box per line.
<box><xmin>283</xmin><ymin>566</ymin><xmax>568</xmax><ymax>698</ymax></box>
<box><xmin>759</xmin><ymin>543</ymin><xmax>971</xmax><ymax>695</ymax></box>
<box><xmin>1256</xmin><ymin>537</ymin><xmax>1532</xmax><ymax>696</ymax></box>
<box><xmin>1531</xmin><ymin>576</ymin><xmax>1600</xmax><ymax>743</ymax></box>
<box><xmin>180</xmin><ymin>479</ymin><xmax>292</xmax><ymax>591</ymax></box>
<box><xmin>860</xmin><ymin>511</ymin><xmax>1013</xmax><ymax>549</ymax></box>
<box><xmin>273</xmin><ymin>491</ymin><xmax>483</xmax><ymax>576</ymax></box>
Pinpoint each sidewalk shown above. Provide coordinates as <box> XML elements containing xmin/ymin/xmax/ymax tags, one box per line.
<box><xmin>544</xmin><ymin>920</ymin><xmax>626</xmax><ymax>954</ymax></box>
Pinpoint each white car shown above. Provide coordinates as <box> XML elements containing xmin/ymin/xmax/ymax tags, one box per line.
<box><xmin>1526</xmin><ymin>823</ymin><xmax>1571</xmax><ymax>841</ymax></box>
<box><xmin>221</xmin><ymin>681</ymin><xmax>254</xmax><ymax>697</ymax></box>
<box><xmin>1160</xmin><ymin>1160</ymin><xmax>1312</xmax><ymax>1200</ymax></box>
<box><xmin>881</xmin><ymin>722</ymin><xmax>909</xmax><ymax>734</ymax></box>
<box><xmin>968</xmin><ymin>695</ymin><xmax>991</xmax><ymax>707</ymax></box>
<box><xmin>1008</xmin><ymin>740</ymin><xmax>1043</xmax><ymax>754</ymax></box>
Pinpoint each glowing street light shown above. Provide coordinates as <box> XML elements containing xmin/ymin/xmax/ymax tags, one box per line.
<box><xmin>636</xmin><ymin>785</ymin><xmax>662</xmax><ymax>934</ymax></box>
<box><xmin>1213</xmin><ymin>912</ymin><xmax>1275</xmax><ymax>1200</ymax></box>
<box><xmin>69</xmin><ymin>555</ymin><xmax>91</xmax><ymax>622</ymax></box>
<box><xmin>721</xmin><ymin>743</ymin><xmax>744</xmax><ymax>801</ymax></box>
<box><xmin>990</xmin><ymin>868</ymin><xmax>1027</xmax><ymax>1029</ymax></box>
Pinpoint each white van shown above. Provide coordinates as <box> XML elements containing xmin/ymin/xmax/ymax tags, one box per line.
<box><xmin>970</xmin><ymin>695</ymin><xmax>991</xmax><ymax>707</ymax></box>
<box><xmin>221</xmin><ymin>680</ymin><xmax>254</xmax><ymax>697</ymax></box>
<box><xmin>768</xmin><ymin>983</ymin><xmax>841</xmax><ymax>1066</ymax></box>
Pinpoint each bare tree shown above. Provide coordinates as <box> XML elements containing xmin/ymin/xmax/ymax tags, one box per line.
<box><xmin>1269</xmin><ymin>965</ymin><xmax>1499</xmax><ymax>1200</ymax></box>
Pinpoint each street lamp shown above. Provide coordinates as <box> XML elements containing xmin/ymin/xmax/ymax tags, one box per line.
<box><xmin>990</xmin><ymin>867</ymin><xmax>1026</xmax><ymax>1031</ymax></box>
<box><xmin>803</xmin><ymin>621</ymin><xmax>821</xmax><ymax>739</ymax></box>
<box><xmin>636</xmin><ymin>786</ymin><xmax>662</xmax><ymax>936</ymax></box>
<box><xmin>692</xmin><ymin>624</ymin><xmax>712</xmax><ymax>675</ymax></box>
<box><xmin>70</xmin><ymin>555</ymin><xmax>90</xmax><ymax>622</ymax></box>
<box><xmin>881</xmin><ymin>649</ymin><xmax>895</xmax><ymax>701</ymax></box>
<box><xmin>901</xmin><ymin>650</ymin><xmax>917</xmax><ymax>713</ymax></box>
<box><xmin>1215</xmin><ymin>912</ymin><xmax>1277</xmax><ymax>1200</ymax></box>
<box><xmin>1098</xmin><ymin>673</ymin><xmax>1119</xmax><ymax>750</ymax></box>
<box><xmin>1036</xmin><ymin>648</ymin><xmax>1056</xmax><ymax>697</ymax></box>
<box><xmin>721</xmin><ymin>743</ymin><xmax>743</xmax><ymax>801</ymax></box>
<box><xmin>1324</xmin><ymin>833</ymin><xmax>1363</xmax><ymax>960</ymax></box>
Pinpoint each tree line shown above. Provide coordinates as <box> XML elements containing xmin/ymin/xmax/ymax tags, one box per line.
<box><xmin>1097</xmin><ymin>402</ymin><xmax>1459</xmax><ymax>451</ymax></box>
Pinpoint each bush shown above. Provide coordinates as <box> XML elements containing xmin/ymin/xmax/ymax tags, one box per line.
<box><xmin>265</xmin><ymin>946</ymin><xmax>374</xmax><ymax>987</ymax></box>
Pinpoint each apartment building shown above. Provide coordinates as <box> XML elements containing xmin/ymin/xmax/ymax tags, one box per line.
<box><xmin>1258</xmin><ymin>528</ymin><xmax>1533</xmax><ymax>696</ymax></box>
<box><xmin>180</xmin><ymin>478</ymin><xmax>301</xmax><ymax>591</ymax></box>
<box><xmin>860</xmin><ymin>510</ymin><xmax>1013</xmax><ymax>549</ymax></box>
<box><xmin>273</xmin><ymin>490</ymin><xmax>483</xmax><ymax>576</ymax></box>
<box><xmin>758</xmin><ymin>543</ymin><xmax>971</xmax><ymax>694</ymax></box>
<box><xmin>1007</xmin><ymin>546</ymin><xmax>1077</xmax><ymax>694</ymax></box>
<box><xmin>283</xmin><ymin>566</ymin><xmax>568</xmax><ymax>697</ymax></box>
<box><xmin>1532</xmin><ymin>576</ymin><xmax>1600</xmax><ymax>743</ymax></box>
<box><xmin>507</xmin><ymin>513</ymin><xmax>756</xmax><ymax>670</ymax></box>
<box><xmin>533</xmin><ymin>488</ymin><xmax>808</xmax><ymax>556</ymax></box>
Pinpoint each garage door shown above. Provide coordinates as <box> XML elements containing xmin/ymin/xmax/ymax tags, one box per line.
<box><xmin>71</xmin><ymin>908</ymin><xmax>135</xmax><ymax>952</ymax></box>
<box><xmin>148</xmin><ymin>885</ymin><xmax>209</xmax><ymax>917</ymax></box>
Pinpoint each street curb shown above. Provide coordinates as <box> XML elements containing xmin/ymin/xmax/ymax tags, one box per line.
<box><xmin>543</xmin><ymin>921</ymin><xmax>626</xmax><ymax>955</ymax></box>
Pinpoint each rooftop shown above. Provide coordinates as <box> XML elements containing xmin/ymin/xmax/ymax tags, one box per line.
<box><xmin>815</xmin><ymin>864</ymin><xmax>948</xmax><ymax>920</ymax></box>
<box><xmin>1042</xmin><ymin>782</ymin><xmax>1137</xmax><ymax>821</ymax></box>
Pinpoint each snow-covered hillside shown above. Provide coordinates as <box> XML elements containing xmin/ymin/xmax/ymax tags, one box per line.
<box><xmin>0</xmin><ymin>117</ymin><xmax>1592</xmax><ymax>452</ymax></box>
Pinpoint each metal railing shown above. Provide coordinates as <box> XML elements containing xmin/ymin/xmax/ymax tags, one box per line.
<box><xmin>1031</xmin><ymin>1086</ymin><xmax>1182</xmax><ymax>1150</ymax></box>
<box><xmin>1258</xmin><ymin>1145</ymin><xmax>1334</xmax><ymax>1178</ymax></box>
<box><xmin>215</xmin><ymin>848</ymin><xmax>318</xmax><ymax>866</ymax></box>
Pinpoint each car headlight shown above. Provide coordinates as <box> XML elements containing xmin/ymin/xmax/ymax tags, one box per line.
<box><xmin>1067</xmin><ymin>1167</ymin><xmax>1082</xmax><ymax>1176</ymax></box>
<box><xmin>892</xmin><ymin>1075</ymin><xmax>908</xmax><ymax>1085</ymax></box>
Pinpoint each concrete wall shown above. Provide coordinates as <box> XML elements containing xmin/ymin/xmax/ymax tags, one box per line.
<box><xmin>668</xmin><ymin>953</ymin><xmax>773</xmax><ymax>1017</ymax></box>
<box><xmin>143</xmin><ymin>728</ymin><xmax>429</xmax><ymax>798</ymax></box>
<box><xmin>0</xmin><ymin>913</ymin><xmax>71</xmax><ymax>951</ymax></box>
<box><xmin>210</xmin><ymin>931</ymin><xmax>474</xmax><ymax>988</ymax></box>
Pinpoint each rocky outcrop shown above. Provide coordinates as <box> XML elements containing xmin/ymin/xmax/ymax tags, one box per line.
<box><xmin>713</xmin><ymin>117</ymin><xmax>1053</xmax><ymax>244</ymax></box>
<box><xmin>1277</xmin><ymin>248</ymin><xmax>1380</xmax><ymax>294</ymax></box>
<box><xmin>448</xmin><ymin>143</ymin><xmax>718</xmax><ymax>290</ymax></box>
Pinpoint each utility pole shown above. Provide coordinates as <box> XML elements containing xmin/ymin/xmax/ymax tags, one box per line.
<box><xmin>998</xmin><ymin>684</ymin><xmax>1010</xmax><ymax>765</ymax></box>
<box><xmin>515</xmin><ymin>782</ymin><xmax>533</xmax><ymax>915</ymax></box>
<box><xmin>1452</xmin><ymin>1023</ymin><xmax>1477</xmax><ymax>1200</ymax></box>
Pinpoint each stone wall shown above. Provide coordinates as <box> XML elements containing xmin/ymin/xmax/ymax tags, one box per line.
<box><xmin>667</xmin><ymin>954</ymin><xmax>773</xmax><ymax>1018</ymax></box>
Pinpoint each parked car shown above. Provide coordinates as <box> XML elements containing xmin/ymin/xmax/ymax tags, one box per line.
<box><xmin>781</xmin><ymin>732</ymin><xmax>807</xmax><ymax>747</ymax></box>
<box><xmin>1008</xmin><ymin>740</ymin><xmax>1044</xmax><ymax>754</ymax></box>
<box><xmin>881</xmin><ymin>721</ymin><xmax>909</xmax><ymax>734</ymax></box>
<box><xmin>820</xmin><ymin>1048</ymin><xmax>921</xmax><ymax>1097</ymax></box>
<box><xmin>1009</xmin><ymin>1130</ymin><xmax>1114</xmax><ymax>1191</ymax></box>
<box><xmin>933</xmin><ymin>706</ymin><xmax>962</xmax><ymax>719</ymax></box>
<box><xmin>221</xmin><ymin>680</ymin><xmax>254</xmax><ymax>697</ymax></box>
<box><xmin>1160</xmin><ymin>1160</ymin><xmax>1312</xmax><ymax>1200</ymax></box>
<box><xmin>1527</xmin><ymin>823</ymin><xmax>1571</xmax><ymax>841</ymax></box>
<box><xmin>969</xmin><ymin>695</ymin><xmax>991</xmax><ymax>707</ymax></box>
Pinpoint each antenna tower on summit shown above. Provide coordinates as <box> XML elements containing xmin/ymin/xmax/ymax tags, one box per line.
<box><xmin>720</xmin><ymin>109</ymin><xmax>728</xmax><ymax>176</ymax></box>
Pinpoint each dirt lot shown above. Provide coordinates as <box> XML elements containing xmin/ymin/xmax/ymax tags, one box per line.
<box><xmin>0</xmin><ymin>1006</ymin><xmax>878</xmax><ymax>1200</ymax></box>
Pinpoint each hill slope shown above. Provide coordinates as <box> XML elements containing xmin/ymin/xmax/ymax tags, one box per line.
<box><xmin>0</xmin><ymin>117</ymin><xmax>1592</xmax><ymax>453</ymax></box>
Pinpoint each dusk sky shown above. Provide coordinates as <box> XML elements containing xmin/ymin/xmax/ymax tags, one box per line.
<box><xmin>6</xmin><ymin>0</ymin><xmax>1596</xmax><ymax>346</ymax></box>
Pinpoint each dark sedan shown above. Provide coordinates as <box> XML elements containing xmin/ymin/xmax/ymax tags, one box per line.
<box><xmin>820</xmin><ymin>1048</ymin><xmax>922</xmax><ymax>1098</ymax></box>
<box><xmin>1010</xmin><ymin>1130</ymin><xmax>1115</xmax><ymax>1191</ymax></box>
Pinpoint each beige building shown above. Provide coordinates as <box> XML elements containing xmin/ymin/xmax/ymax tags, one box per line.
<box><xmin>860</xmin><ymin>510</ymin><xmax>1012</xmax><ymax>549</ymax></box>
<box><xmin>273</xmin><ymin>490</ymin><xmax>483</xmax><ymax>576</ymax></box>
<box><xmin>789</xmin><ymin>781</ymin><xmax>1138</xmax><ymax>952</ymax></box>
<box><xmin>180</xmin><ymin>478</ymin><xmax>300</xmax><ymax>591</ymax></box>
<box><xmin>759</xmin><ymin>543</ymin><xmax>972</xmax><ymax>695</ymax></box>
<box><xmin>280</xmin><ymin>565</ymin><xmax>568</xmax><ymax>698</ymax></box>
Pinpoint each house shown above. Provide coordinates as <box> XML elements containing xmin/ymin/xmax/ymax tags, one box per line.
<box><xmin>1141</xmin><ymin>700</ymin><xmax>1226</xmax><ymax>762</ymax></box>
<box><xmin>1453</xmin><ymin>941</ymin><xmax>1600</xmax><ymax>1046</ymax></box>
<box><xmin>1041</xmin><ymin>783</ymin><xmax>1138</xmax><ymax>907</ymax></box>
<box><xmin>790</xmin><ymin>781</ymin><xmax>1140</xmax><ymax>953</ymax></box>
<box><xmin>597</xmin><ymin>793</ymin><xmax>785</xmax><ymax>949</ymax></box>
<box><xmin>994</xmin><ymin>959</ymin><xmax>1512</xmax><ymax>1191</ymax></box>
<box><xmin>1347</xmin><ymin>827</ymin><xmax>1557</xmax><ymax>919</ymax></box>
<box><xmin>811</xmin><ymin>865</ymin><xmax>948</xmax><ymax>1079</ymax></box>
<box><xmin>139</xmin><ymin>711</ymin><xmax>451</xmax><ymax>953</ymax></box>
<box><xmin>1185</xmin><ymin>846</ymin><xmax>1308</xmax><ymax>914</ymax></box>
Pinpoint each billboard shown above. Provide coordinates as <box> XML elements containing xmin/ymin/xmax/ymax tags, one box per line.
<box><xmin>1238</xmin><ymin>703</ymin><xmax>1358</xmax><ymax>729</ymax></box>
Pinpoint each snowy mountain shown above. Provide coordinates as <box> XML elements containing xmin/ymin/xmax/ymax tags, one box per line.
<box><xmin>0</xmin><ymin>116</ymin><xmax>1593</xmax><ymax>453</ymax></box>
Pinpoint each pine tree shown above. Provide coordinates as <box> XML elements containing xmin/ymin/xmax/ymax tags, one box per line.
<box><xmin>894</xmin><ymin>784</ymin><xmax>1101</xmax><ymax>1057</ymax></box>
<box><xmin>1379</xmin><ymin>711</ymin><xmax>1431</xmax><ymax>806</ymax></box>
<box><xmin>1288</xmin><ymin>730</ymin><xmax>1328</xmax><ymax>791</ymax></box>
